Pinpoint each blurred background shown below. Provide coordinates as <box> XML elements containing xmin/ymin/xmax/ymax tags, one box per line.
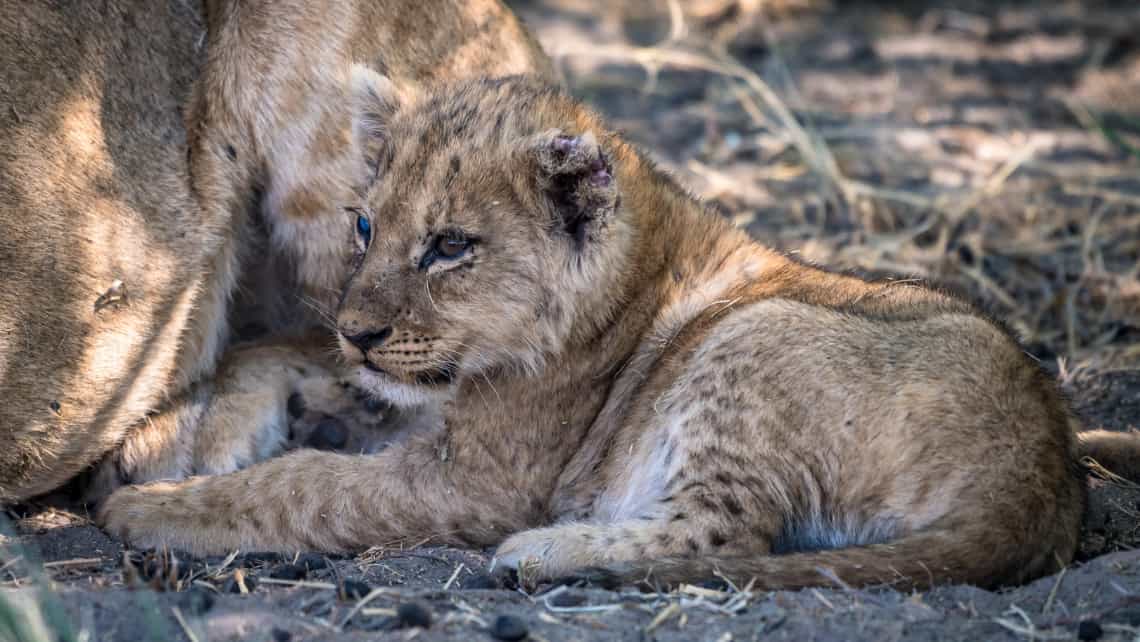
<box><xmin>508</xmin><ymin>0</ymin><xmax>1140</xmax><ymax>438</ymax></box>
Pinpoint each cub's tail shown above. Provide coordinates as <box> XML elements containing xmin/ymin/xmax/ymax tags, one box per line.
<box><xmin>1078</xmin><ymin>429</ymin><xmax>1140</xmax><ymax>483</ymax></box>
<box><xmin>599</xmin><ymin>525</ymin><xmax>1067</xmax><ymax>592</ymax></box>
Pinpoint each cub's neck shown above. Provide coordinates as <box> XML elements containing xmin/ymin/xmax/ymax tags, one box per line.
<box><xmin>564</xmin><ymin>142</ymin><xmax>780</xmax><ymax>378</ymax></box>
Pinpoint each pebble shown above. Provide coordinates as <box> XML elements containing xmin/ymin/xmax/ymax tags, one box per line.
<box><xmin>269</xmin><ymin>563</ymin><xmax>308</xmax><ymax>581</ymax></box>
<box><xmin>296</xmin><ymin>553</ymin><xmax>328</xmax><ymax>572</ymax></box>
<box><xmin>396</xmin><ymin>602</ymin><xmax>433</xmax><ymax>629</ymax></box>
<box><xmin>490</xmin><ymin>614</ymin><xmax>528</xmax><ymax>641</ymax></box>
<box><xmin>1077</xmin><ymin>620</ymin><xmax>1103</xmax><ymax>641</ymax></box>
<box><xmin>338</xmin><ymin>578</ymin><xmax>372</xmax><ymax>601</ymax></box>
<box><xmin>270</xmin><ymin>628</ymin><xmax>293</xmax><ymax>642</ymax></box>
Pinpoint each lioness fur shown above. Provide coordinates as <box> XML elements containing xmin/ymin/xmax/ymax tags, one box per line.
<box><xmin>0</xmin><ymin>0</ymin><xmax>549</xmax><ymax>502</ymax></box>
<box><xmin>101</xmin><ymin>76</ymin><xmax>1136</xmax><ymax>590</ymax></box>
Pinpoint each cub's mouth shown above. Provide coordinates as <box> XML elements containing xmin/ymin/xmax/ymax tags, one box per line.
<box><xmin>362</xmin><ymin>361</ymin><xmax>457</xmax><ymax>387</ymax></box>
<box><xmin>414</xmin><ymin>363</ymin><xmax>457</xmax><ymax>386</ymax></box>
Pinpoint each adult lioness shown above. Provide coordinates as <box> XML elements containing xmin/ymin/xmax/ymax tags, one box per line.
<box><xmin>102</xmin><ymin>76</ymin><xmax>1130</xmax><ymax>590</ymax></box>
<box><xmin>0</xmin><ymin>0</ymin><xmax>549</xmax><ymax>502</ymax></box>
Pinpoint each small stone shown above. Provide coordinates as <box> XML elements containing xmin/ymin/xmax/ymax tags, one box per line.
<box><xmin>296</xmin><ymin>553</ymin><xmax>328</xmax><ymax>572</ymax></box>
<box><xmin>396</xmin><ymin>602</ymin><xmax>432</xmax><ymax>629</ymax></box>
<box><xmin>338</xmin><ymin>578</ymin><xmax>372</xmax><ymax>601</ymax></box>
<box><xmin>461</xmin><ymin>573</ymin><xmax>500</xmax><ymax>589</ymax></box>
<box><xmin>269</xmin><ymin>563</ymin><xmax>308</xmax><ymax>581</ymax></box>
<box><xmin>1077</xmin><ymin>620</ymin><xmax>1103</xmax><ymax>641</ymax></box>
<box><xmin>270</xmin><ymin>628</ymin><xmax>292</xmax><ymax>642</ymax></box>
<box><xmin>490</xmin><ymin>614</ymin><xmax>528</xmax><ymax>641</ymax></box>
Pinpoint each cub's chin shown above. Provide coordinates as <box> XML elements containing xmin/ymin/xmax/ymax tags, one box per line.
<box><xmin>355</xmin><ymin>365</ymin><xmax>457</xmax><ymax>409</ymax></box>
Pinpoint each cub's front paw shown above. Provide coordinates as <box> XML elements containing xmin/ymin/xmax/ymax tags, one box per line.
<box><xmin>98</xmin><ymin>480</ymin><xmax>207</xmax><ymax>551</ymax></box>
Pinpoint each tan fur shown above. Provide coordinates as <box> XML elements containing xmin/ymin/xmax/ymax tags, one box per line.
<box><xmin>102</xmin><ymin>78</ymin><xmax>1099</xmax><ymax>591</ymax></box>
<box><xmin>0</xmin><ymin>0</ymin><xmax>549</xmax><ymax>502</ymax></box>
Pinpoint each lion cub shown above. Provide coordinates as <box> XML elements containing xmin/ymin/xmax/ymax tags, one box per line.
<box><xmin>104</xmin><ymin>76</ymin><xmax>1094</xmax><ymax>590</ymax></box>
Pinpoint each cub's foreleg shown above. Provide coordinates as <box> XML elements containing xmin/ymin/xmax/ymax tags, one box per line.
<box><xmin>98</xmin><ymin>433</ymin><xmax>539</xmax><ymax>555</ymax></box>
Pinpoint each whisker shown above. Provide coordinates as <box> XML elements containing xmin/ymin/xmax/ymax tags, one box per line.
<box><xmin>424</xmin><ymin>276</ymin><xmax>438</xmax><ymax>312</ymax></box>
<box><xmin>479</xmin><ymin>371</ymin><xmax>503</xmax><ymax>404</ymax></box>
<box><xmin>297</xmin><ymin>293</ymin><xmax>339</xmax><ymax>329</ymax></box>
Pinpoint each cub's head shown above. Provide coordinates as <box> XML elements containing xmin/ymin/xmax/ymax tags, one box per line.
<box><xmin>336</xmin><ymin>72</ymin><xmax>630</xmax><ymax>407</ymax></box>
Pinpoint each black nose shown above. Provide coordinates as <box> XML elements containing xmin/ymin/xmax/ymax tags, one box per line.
<box><xmin>342</xmin><ymin>326</ymin><xmax>393</xmax><ymax>352</ymax></box>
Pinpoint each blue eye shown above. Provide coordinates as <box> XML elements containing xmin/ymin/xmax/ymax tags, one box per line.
<box><xmin>355</xmin><ymin>213</ymin><xmax>372</xmax><ymax>245</ymax></box>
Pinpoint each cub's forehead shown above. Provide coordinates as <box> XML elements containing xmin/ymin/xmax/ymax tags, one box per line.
<box><xmin>367</xmin><ymin>78</ymin><xmax>578</xmax><ymax>210</ymax></box>
<box><xmin>390</xmin><ymin>77</ymin><xmax>562</xmax><ymax>156</ymax></box>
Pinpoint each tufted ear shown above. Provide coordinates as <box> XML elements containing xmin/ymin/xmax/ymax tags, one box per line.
<box><xmin>349</xmin><ymin>64</ymin><xmax>402</xmax><ymax>183</ymax></box>
<box><xmin>529</xmin><ymin>129</ymin><xmax>619</xmax><ymax>246</ymax></box>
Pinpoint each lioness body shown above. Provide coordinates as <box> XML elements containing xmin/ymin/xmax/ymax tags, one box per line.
<box><xmin>103</xmin><ymin>77</ymin><xmax>1092</xmax><ymax>590</ymax></box>
<box><xmin>0</xmin><ymin>0</ymin><xmax>549</xmax><ymax>501</ymax></box>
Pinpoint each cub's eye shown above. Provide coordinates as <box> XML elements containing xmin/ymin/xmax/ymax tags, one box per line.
<box><xmin>419</xmin><ymin>230</ymin><xmax>476</xmax><ymax>271</ymax></box>
<box><xmin>434</xmin><ymin>233</ymin><xmax>470</xmax><ymax>259</ymax></box>
<box><xmin>355</xmin><ymin>213</ymin><xmax>372</xmax><ymax>246</ymax></box>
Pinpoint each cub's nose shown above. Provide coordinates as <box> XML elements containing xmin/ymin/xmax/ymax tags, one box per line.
<box><xmin>341</xmin><ymin>326</ymin><xmax>393</xmax><ymax>352</ymax></box>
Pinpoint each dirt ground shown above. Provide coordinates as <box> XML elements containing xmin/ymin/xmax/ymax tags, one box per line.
<box><xmin>4</xmin><ymin>1</ymin><xmax>1140</xmax><ymax>640</ymax></box>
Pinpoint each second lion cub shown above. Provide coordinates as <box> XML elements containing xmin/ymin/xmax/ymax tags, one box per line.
<box><xmin>104</xmin><ymin>75</ymin><xmax>1093</xmax><ymax>590</ymax></box>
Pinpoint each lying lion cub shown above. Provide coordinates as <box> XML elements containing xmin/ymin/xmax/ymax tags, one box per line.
<box><xmin>103</xmin><ymin>75</ymin><xmax>1129</xmax><ymax>590</ymax></box>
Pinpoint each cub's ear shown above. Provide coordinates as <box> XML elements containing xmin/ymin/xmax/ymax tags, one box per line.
<box><xmin>348</xmin><ymin>64</ymin><xmax>402</xmax><ymax>181</ymax></box>
<box><xmin>529</xmin><ymin>129</ymin><xmax>619</xmax><ymax>246</ymax></box>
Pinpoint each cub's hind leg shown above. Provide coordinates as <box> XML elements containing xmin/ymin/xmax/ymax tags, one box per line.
<box><xmin>495</xmin><ymin>517</ymin><xmax>776</xmax><ymax>587</ymax></box>
<box><xmin>496</xmin><ymin>451</ymin><xmax>789</xmax><ymax>584</ymax></box>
